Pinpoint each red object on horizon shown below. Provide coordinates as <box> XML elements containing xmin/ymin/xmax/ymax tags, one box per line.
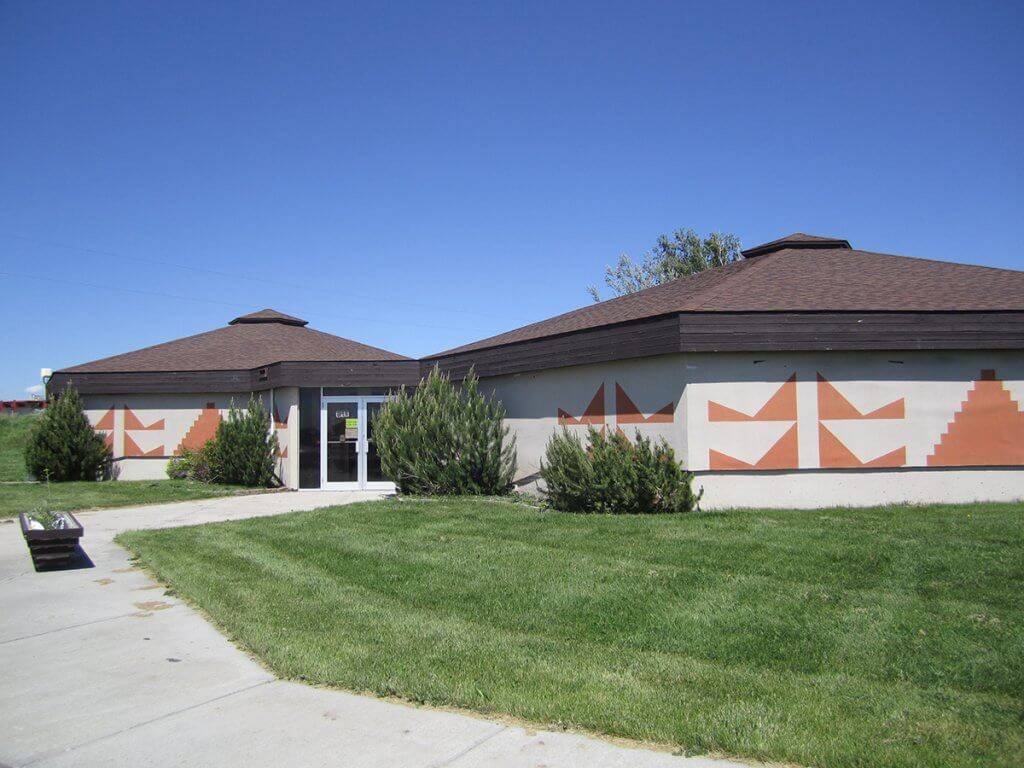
<box><xmin>1</xmin><ymin>400</ymin><xmax>47</xmax><ymax>415</ymax></box>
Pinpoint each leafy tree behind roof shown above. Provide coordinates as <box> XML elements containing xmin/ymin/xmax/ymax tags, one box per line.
<box><xmin>588</xmin><ymin>229</ymin><xmax>742</xmax><ymax>301</ymax></box>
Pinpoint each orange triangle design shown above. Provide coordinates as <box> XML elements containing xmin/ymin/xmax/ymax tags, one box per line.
<box><xmin>273</xmin><ymin>404</ymin><xmax>288</xmax><ymax>430</ymax></box>
<box><xmin>557</xmin><ymin>384</ymin><xmax>605</xmax><ymax>426</ymax></box>
<box><xmin>709</xmin><ymin>424</ymin><xmax>798</xmax><ymax>470</ymax></box>
<box><xmin>927</xmin><ymin>370</ymin><xmax>1024</xmax><ymax>466</ymax></box>
<box><xmin>817</xmin><ymin>374</ymin><xmax>904</xmax><ymax>420</ymax></box>
<box><xmin>818</xmin><ymin>423</ymin><xmax>906</xmax><ymax>468</ymax></box>
<box><xmin>94</xmin><ymin>406</ymin><xmax>115</xmax><ymax>431</ymax></box>
<box><xmin>123</xmin><ymin>432</ymin><xmax>164</xmax><ymax>458</ymax></box>
<box><xmin>557</xmin><ymin>408</ymin><xmax>577</xmax><ymax>425</ymax></box>
<box><xmin>615</xmin><ymin>383</ymin><xmax>674</xmax><ymax>424</ymax></box>
<box><xmin>123</xmin><ymin>405</ymin><xmax>164</xmax><ymax>431</ymax></box>
<box><xmin>708</xmin><ymin>374</ymin><xmax>796</xmax><ymax>422</ymax></box>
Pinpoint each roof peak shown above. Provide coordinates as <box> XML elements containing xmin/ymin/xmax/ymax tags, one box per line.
<box><xmin>229</xmin><ymin>309</ymin><xmax>308</xmax><ymax>327</ymax></box>
<box><xmin>741</xmin><ymin>233</ymin><xmax>851</xmax><ymax>258</ymax></box>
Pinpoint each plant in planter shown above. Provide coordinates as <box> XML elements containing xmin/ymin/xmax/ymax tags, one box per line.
<box><xmin>19</xmin><ymin>475</ymin><xmax>85</xmax><ymax>569</ymax></box>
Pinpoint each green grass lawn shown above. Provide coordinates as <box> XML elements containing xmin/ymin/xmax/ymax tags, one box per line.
<box><xmin>118</xmin><ymin>499</ymin><xmax>1024</xmax><ymax>768</ymax></box>
<box><xmin>2</xmin><ymin>479</ymin><xmax>251</xmax><ymax>519</ymax></box>
<box><xmin>0</xmin><ymin>413</ymin><xmax>39</xmax><ymax>481</ymax></box>
<box><xmin>0</xmin><ymin>412</ymin><xmax>253</xmax><ymax>517</ymax></box>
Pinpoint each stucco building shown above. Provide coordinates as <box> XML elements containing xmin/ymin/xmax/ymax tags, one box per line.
<box><xmin>49</xmin><ymin>233</ymin><xmax>1024</xmax><ymax>508</ymax></box>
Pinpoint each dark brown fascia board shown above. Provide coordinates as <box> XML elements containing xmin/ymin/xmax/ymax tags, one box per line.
<box><xmin>425</xmin><ymin>310</ymin><xmax>1024</xmax><ymax>379</ymax></box>
<box><xmin>47</xmin><ymin>360</ymin><xmax>421</xmax><ymax>397</ymax></box>
<box><xmin>47</xmin><ymin>369</ymin><xmax>259</xmax><ymax>396</ymax></box>
<box><xmin>675</xmin><ymin>311</ymin><xmax>1024</xmax><ymax>352</ymax></box>
<box><xmin>47</xmin><ymin>311</ymin><xmax>1024</xmax><ymax>396</ymax></box>
<box><xmin>265</xmin><ymin>360</ymin><xmax>421</xmax><ymax>389</ymax></box>
<box><xmin>422</xmin><ymin>314</ymin><xmax>681</xmax><ymax>380</ymax></box>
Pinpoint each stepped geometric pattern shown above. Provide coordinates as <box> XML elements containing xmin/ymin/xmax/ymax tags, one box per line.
<box><xmin>175</xmin><ymin>403</ymin><xmax>222</xmax><ymax>455</ymax></box>
<box><xmin>927</xmin><ymin>370</ymin><xmax>1024</xmax><ymax>466</ymax></box>
<box><xmin>615</xmin><ymin>384</ymin><xmax>673</xmax><ymax>424</ymax></box>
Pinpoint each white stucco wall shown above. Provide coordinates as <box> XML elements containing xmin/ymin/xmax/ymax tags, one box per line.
<box><xmin>270</xmin><ymin>387</ymin><xmax>299</xmax><ymax>489</ymax></box>
<box><xmin>83</xmin><ymin>390</ymin><xmax>296</xmax><ymax>485</ymax></box>
<box><xmin>485</xmin><ymin>349</ymin><xmax>1024</xmax><ymax>509</ymax></box>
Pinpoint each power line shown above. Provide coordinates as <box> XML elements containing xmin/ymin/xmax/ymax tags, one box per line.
<box><xmin>0</xmin><ymin>270</ymin><xmax>470</xmax><ymax>333</ymax></box>
<box><xmin>1</xmin><ymin>232</ymin><xmax>515</xmax><ymax>321</ymax></box>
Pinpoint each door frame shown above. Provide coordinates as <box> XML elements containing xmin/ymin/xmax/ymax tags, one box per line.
<box><xmin>320</xmin><ymin>395</ymin><xmax>393</xmax><ymax>491</ymax></box>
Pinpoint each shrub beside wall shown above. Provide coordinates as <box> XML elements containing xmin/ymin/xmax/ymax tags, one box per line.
<box><xmin>165</xmin><ymin>445</ymin><xmax>217</xmax><ymax>483</ymax></box>
<box><xmin>166</xmin><ymin>395</ymin><xmax>277</xmax><ymax>487</ymax></box>
<box><xmin>24</xmin><ymin>387</ymin><xmax>111</xmax><ymax>481</ymax></box>
<box><xmin>374</xmin><ymin>367</ymin><xmax>516</xmax><ymax>495</ymax></box>
<box><xmin>541</xmin><ymin>427</ymin><xmax>701</xmax><ymax>514</ymax></box>
<box><xmin>207</xmin><ymin>395</ymin><xmax>278</xmax><ymax>487</ymax></box>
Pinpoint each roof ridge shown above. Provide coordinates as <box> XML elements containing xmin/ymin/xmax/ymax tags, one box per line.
<box><xmin>428</xmin><ymin>258</ymin><xmax>755</xmax><ymax>357</ymax></box>
<box><xmin>686</xmin><ymin>253</ymin><xmax>778</xmax><ymax>310</ymax></box>
<box><xmin>300</xmin><ymin>325</ymin><xmax>414</xmax><ymax>360</ymax></box>
<box><xmin>58</xmin><ymin>326</ymin><xmax>227</xmax><ymax>372</ymax></box>
<box><xmin>848</xmin><ymin>247</ymin><xmax>1024</xmax><ymax>274</ymax></box>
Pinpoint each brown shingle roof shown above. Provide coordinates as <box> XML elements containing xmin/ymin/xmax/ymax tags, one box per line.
<box><xmin>432</xmin><ymin>236</ymin><xmax>1024</xmax><ymax>356</ymax></box>
<box><xmin>60</xmin><ymin>310</ymin><xmax>411</xmax><ymax>373</ymax></box>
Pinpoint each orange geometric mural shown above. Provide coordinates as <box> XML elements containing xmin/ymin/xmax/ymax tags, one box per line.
<box><xmin>175</xmin><ymin>403</ymin><xmax>222</xmax><ymax>455</ymax></box>
<box><xmin>615</xmin><ymin>383</ymin><xmax>674</xmax><ymax>424</ymax></box>
<box><xmin>709</xmin><ymin>424</ymin><xmax>799</xmax><ymax>470</ymax></box>
<box><xmin>273</xmin><ymin>403</ymin><xmax>289</xmax><ymax>458</ymax></box>
<box><xmin>708</xmin><ymin>374</ymin><xmax>797</xmax><ymax>422</ymax></box>
<box><xmin>927</xmin><ymin>370</ymin><xmax>1024</xmax><ymax>467</ymax></box>
<box><xmin>94</xmin><ymin>406</ymin><xmax>115</xmax><ymax>431</ymax></box>
<box><xmin>123</xmin><ymin>432</ymin><xmax>164</xmax><ymax>458</ymax></box>
<box><xmin>273</xmin><ymin>404</ymin><xmax>288</xmax><ymax>430</ymax></box>
<box><xmin>123</xmin><ymin>406</ymin><xmax>165</xmax><ymax>431</ymax></box>
<box><xmin>818</xmin><ymin>423</ymin><xmax>905</xmax><ymax>468</ymax></box>
<box><xmin>93</xmin><ymin>406</ymin><xmax>116</xmax><ymax>451</ymax></box>
<box><xmin>817</xmin><ymin>374</ymin><xmax>904</xmax><ymax>420</ymax></box>
<box><xmin>707</xmin><ymin>375</ymin><xmax>799</xmax><ymax>469</ymax></box>
<box><xmin>816</xmin><ymin>373</ymin><xmax>906</xmax><ymax>468</ymax></box>
<box><xmin>557</xmin><ymin>384</ymin><xmax>605</xmax><ymax>426</ymax></box>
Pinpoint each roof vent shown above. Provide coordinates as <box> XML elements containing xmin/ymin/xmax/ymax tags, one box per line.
<box><xmin>229</xmin><ymin>309</ymin><xmax>308</xmax><ymax>327</ymax></box>
<box><xmin>741</xmin><ymin>233</ymin><xmax>852</xmax><ymax>259</ymax></box>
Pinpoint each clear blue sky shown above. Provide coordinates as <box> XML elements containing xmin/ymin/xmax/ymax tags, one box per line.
<box><xmin>2</xmin><ymin>1</ymin><xmax>1022</xmax><ymax>398</ymax></box>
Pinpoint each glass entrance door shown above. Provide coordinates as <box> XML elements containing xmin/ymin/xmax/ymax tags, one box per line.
<box><xmin>320</xmin><ymin>396</ymin><xmax>393</xmax><ymax>491</ymax></box>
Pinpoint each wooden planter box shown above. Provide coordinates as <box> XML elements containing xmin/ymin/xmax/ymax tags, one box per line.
<box><xmin>19</xmin><ymin>512</ymin><xmax>84</xmax><ymax>569</ymax></box>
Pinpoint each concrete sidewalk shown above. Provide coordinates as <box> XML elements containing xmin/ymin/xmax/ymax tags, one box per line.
<box><xmin>0</xmin><ymin>491</ymin><xmax>744</xmax><ymax>768</ymax></box>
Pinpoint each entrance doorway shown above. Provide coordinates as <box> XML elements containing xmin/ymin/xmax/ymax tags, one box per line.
<box><xmin>320</xmin><ymin>396</ymin><xmax>393</xmax><ymax>491</ymax></box>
